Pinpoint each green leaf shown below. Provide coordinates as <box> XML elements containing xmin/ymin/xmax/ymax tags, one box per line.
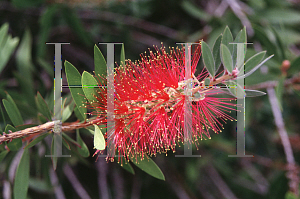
<box><xmin>130</xmin><ymin>154</ymin><xmax>165</xmax><ymax>180</ymax></box>
<box><xmin>201</xmin><ymin>41</ymin><xmax>215</xmax><ymax>77</ymax></box>
<box><xmin>76</xmin><ymin>129</ymin><xmax>90</xmax><ymax>157</ymax></box>
<box><xmin>62</xmin><ymin>133</ymin><xmax>80</xmax><ymax>148</ymax></box>
<box><xmin>82</xmin><ymin>71</ymin><xmax>99</xmax><ymax>104</ymax></box>
<box><xmin>94</xmin><ymin>45</ymin><xmax>107</xmax><ymax>79</ymax></box>
<box><xmin>13</xmin><ymin>148</ymin><xmax>30</xmax><ymax>199</ymax></box>
<box><xmin>221</xmin><ymin>44</ymin><xmax>233</xmax><ymax>73</ymax></box>
<box><xmin>62</xmin><ymin>137</ymin><xmax>71</xmax><ymax>150</ymax></box>
<box><xmin>3</xmin><ymin>94</ymin><xmax>24</xmax><ymax>127</ymax></box>
<box><xmin>221</xmin><ymin>26</ymin><xmax>233</xmax><ymax>53</ymax></box>
<box><xmin>0</xmin><ymin>150</ymin><xmax>9</xmax><ymax>162</ymax></box>
<box><xmin>226</xmin><ymin>80</ymin><xmax>245</xmax><ymax>99</ymax></box>
<box><xmin>37</xmin><ymin>4</ymin><xmax>59</xmax><ymax>58</ymax></box>
<box><xmin>5</xmin><ymin>125</ymin><xmax>22</xmax><ymax>151</ymax></box>
<box><xmin>0</xmin><ymin>23</ymin><xmax>19</xmax><ymax>73</ymax></box>
<box><xmin>50</xmin><ymin>135</ymin><xmax>57</xmax><ymax>170</ymax></box>
<box><xmin>62</xmin><ymin>100</ymin><xmax>74</xmax><ymax>123</ymax></box>
<box><xmin>74</xmin><ymin>106</ymin><xmax>85</xmax><ymax>121</ymax></box>
<box><xmin>35</xmin><ymin>92</ymin><xmax>52</xmax><ymax>121</ymax></box>
<box><xmin>288</xmin><ymin>56</ymin><xmax>300</xmax><ymax>76</ymax></box>
<box><xmin>270</xmin><ymin>26</ymin><xmax>286</xmax><ymax>61</ymax></box>
<box><xmin>212</xmin><ymin>35</ymin><xmax>222</xmax><ymax>72</ymax></box>
<box><xmin>239</xmin><ymin>54</ymin><xmax>274</xmax><ymax>79</ymax></box>
<box><xmin>117</xmin><ymin>156</ymin><xmax>135</xmax><ymax>174</ymax></box>
<box><xmin>244</xmin><ymin>51</ymin><xmax>266</xmax><ymax>74</ymax></box>
<box><xmin>253</xmin><ymin>26</ymin><xmax>277</xmax><ymax>61</ymax></box>
<box><xmin>0</xmin><ymin>23</ymin><xmax>9</xmax><ymax>47</ymax></box>
<box><xmin>245</xmin><ymin>89</ymin><xmax>266</xmax><ymax>97</ymax></box>
<box><xmin>25</xmin><ymin>132</ymin><xmax>51</xmax><ymax>149</ymax></box>
<box><xmin>94</xmin><ymin>125</ymin><xmax>105</xmax><ymax>150</ymax></box>
<box><xmin>15</xmin><ymin>29</ymin><xmax>35</xmax><ymax>107</ymax></box>
<box><xmin>65</xmin><ymin>61</ymin><xmax>87</xmax><ymax>120</ymax></box>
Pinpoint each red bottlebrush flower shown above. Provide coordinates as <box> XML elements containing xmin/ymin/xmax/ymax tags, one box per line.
<box><xmin>90</xmin><ymin>44</ymin><xmax>236</xmax><ymax>161</ymax></box>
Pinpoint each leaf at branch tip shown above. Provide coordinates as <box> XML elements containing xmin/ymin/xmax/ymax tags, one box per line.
<box><xmin>13</xmin><ymin>148</ymin><xmax>30</xmax><ymax>199</ymax></box>
<box><xmin>3</xmin><ymin>93</ymin><xmax>24</xmax><ymax>127</ymax></box>
<box><xmin>5</xmin><ymin>125</ymin><xmax>22</xmax><ymax>151</ymax></box>
<box><xmin>222</xmin><ymin>26</ymin><xmax>234</xmax><ymax>53</ymax></box>
<box><xmin>201</xmin><ymin>41</ymin><xmax>215</xmax><ymax>77</ymax></box>
<box><xmin>94</xmin><ymin>125</ymin><xmax>105</xmax><ymax>150</ymax></box>
<box><xmin>245</xmin><ymin>89</ymin><xmax>267</xmax><ymax>97</ymax></box>
<box><xmin>94</xmin><ymin>44</ymin><xmax>107</xmax><ymax>79</ymax></box>
<box><xmin>130</xmin><ymin>154</ymin><xmax>165</xmax><ymax>180</ymax></box>
<box><xmin>65</xmin><ymin>61</ymin><xmax>87</xmax><ymax>120</ymax></box>
<box><xmin>238</xmin><ymin>54</ymin><xmax>274</xmax><ymax>79</ymax></box>
<box><xmin>76</xmin><ymin>129</ymin><xmax>90</xmax><ymax>157</ymax></box>
<box><xmin>221</xmin><ymin>44</ymin><xmax>233</xmax><ymax>73</ymax></box>
<box><xmin>25</xmin><ymin>132</ymin><xmax>51</xmax><ymax>149</ymax></box>
<box><xmin>243</xmin><ymin>51</ymin><xmax>266</xmax><ymax>74</ymax></box>
<box><xmin>212</xmin><ymin>35</ymin><xmax>222</xmax><ymax>72</ymax></box>
<box><xmin>35</xmin><ymin>92</ymin><xmax>52</xmax><ymax>121</ymax></box>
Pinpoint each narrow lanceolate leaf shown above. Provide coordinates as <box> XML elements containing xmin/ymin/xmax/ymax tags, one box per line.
<box><xmin>65</xmin><ymin>61</ymin><xmax>87</xmax><ymax>120</ymax></box>
<box><xmin>82</xmin><ymin>71</ymin><xmax>99</xmax><ymax>104</ymax></box>
<box><xmin>130</xmin><ymin>155</ymin><xmax>165</xmax><ymax>181</ymax></box>
<box><xmin>0</xmin><ymin>150</ymin><xmax>9</xmax><ymax>162</ymax></box>
<box><xmin>76</xmin><ymin>130</ymin><xmax>90</xmax><ymax>157</ymax></box>
<box><xmin>25</xmin><ymin>132</ymin><xmax>51</xmax><ymax>149</ymax></box>
<box><xmin>201</xmin><ymin>41</ymin><xmax>215</xmax><ymax>77</ymax></box>
<box><xmin>212</xmin><ymin>35</ymin><xmax>222</xmax><ymax>72</ymax></box>
<box><xmin>244</xmin><ymin>89</ymin><xmax>266</xmax><ymax>97</ymax></box>
<box><xmin>238</xmin><ymin>54</ymin><xmax>274</xmax><ymax>79</ymax></box>
<box><xmin>117</xmin><ymin>156</ymin><xmax>135</xmax><ymax>174</ymax></box>
<box><xmin>94</xmin><ymin>44</ymin><xmax>107</xmax><ymax>79</ymax></box>
<box><xmin>51</xmin><ymin>135</ymin><xmax>57</xmax><ymax>170</ymax></box>
<box><xmin>221</xmin><ymin>26</ymin><xmax>234</xmax><ymax>53</ymax></box>
<box><xmin>35</xmin><ymin>92</ymin><xmax>52</xmax><ymax>121</ymax></box>
<box><xmin>5</xmin><ymin>125</ymin><xmax>22</xmax><ymax>151</ymax></box>
<box><xmin>221</xmin><ymin>44</ymin><xmax>233</xmax><ymax>73</ymax></box>
<box><xmin>14</xmin><ymin>148</ymin><xmax>30</xmax><ymax>199</ymax></box>
<box><xmin>94</xmin><ymin>125</ymin><xmax>105</xmax><ymax>150</ymax></box>
<box><xmin>244</xmin><ymin>51</ymin><xmax>266</xmax><ymax>74</ymax></box>
<box><xmin>3</xmin><ymin>94</ymin><xmax>24</xmax><ymax>127</ymax></box>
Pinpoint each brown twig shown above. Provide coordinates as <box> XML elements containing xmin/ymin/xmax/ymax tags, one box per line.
<box><xmin>0</xmin><ymin>117</ymin><xmax>103</xmax><ymax>143</ymax></box>
<box><xmin>267</xmin><ymin>87</ymin><xmax>299</xmax><ymax>196</ymax></box>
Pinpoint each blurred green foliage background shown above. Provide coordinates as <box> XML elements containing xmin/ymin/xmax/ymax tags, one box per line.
<box><xmin>1</xmin><ymin>0</ymin><xmax>300</xmax><ymax>198</ymax></box>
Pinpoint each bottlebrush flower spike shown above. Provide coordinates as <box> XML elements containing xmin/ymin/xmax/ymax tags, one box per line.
<box><xmin>90</xmin><ymin>44</ymin><xmax>237</xmax><ymax>162</ymax></box>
